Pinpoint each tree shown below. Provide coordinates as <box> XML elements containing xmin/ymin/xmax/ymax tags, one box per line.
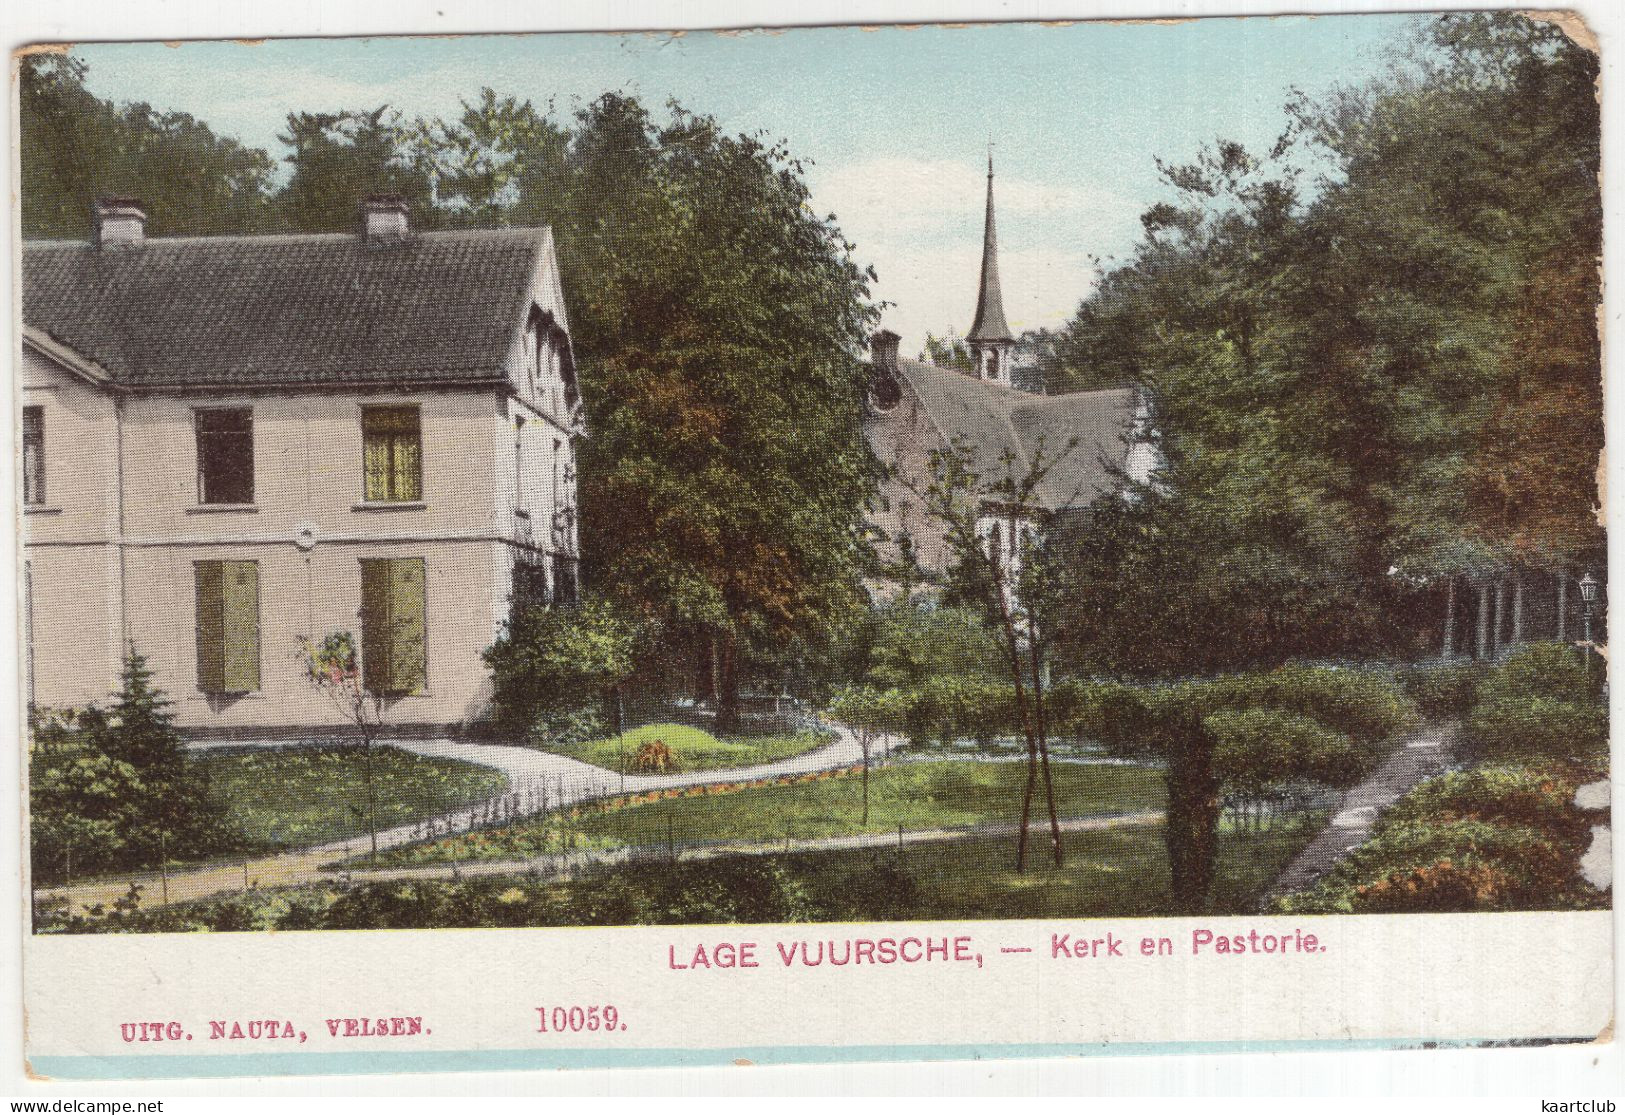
<box><xmin>482</xmin><ymin>597</ymin><xmax>642</xmax><ymax>757</ymax></box>
<box><xmin>561</xmin><ymin>95</ymin><xmax>881</xmax><ymax>731</ymax></box>
<box><xmin>912</xmin><ymin>436</ymin><xmax>1075</xmax><ymax>871</ymax></box>
<box><xmin>19</xmin><ymin>53</ymin><xmax>275</xmax><ymax>239</ymax></box>
<box><xmin>274</xmin><ymin>107</ymin><xmax>440</xmax><ymax>232</ymax></box>
<box><xmin>296</xmin><ymin>632</ymin><xmax>385</xmax><ymax>864</ymax></box>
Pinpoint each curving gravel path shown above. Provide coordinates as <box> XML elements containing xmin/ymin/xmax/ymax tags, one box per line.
<box><xmin>40</xmin><ymin>727</ymin><xmax>868</xmax><ymax>915</ymax></box>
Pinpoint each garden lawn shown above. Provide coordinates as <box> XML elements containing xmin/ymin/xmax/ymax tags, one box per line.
<box><xmin>193</xmin><ymin>744</ymin><xmax>509</xmax><ymax>850</ymax></box>
<box><xmin>39</xmin><ymin>813</ymin><xmax>1322</xmax><ymax>933</ymax></box>
<box><xmin>536</xmin><ymin>722</ymin><xmax>830</xmax><ymax>773</ymax></box>
<box><xmin>373</xmin><ymin>759</ymin><xmax>1166</xmax><ymax>866</ymax></box>
<box><xmin>822</xmin><ymin>815</ymin><xmax>1328</xmax><ymax>920</ymax></box>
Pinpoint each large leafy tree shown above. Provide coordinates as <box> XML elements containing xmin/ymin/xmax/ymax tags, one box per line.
<box><xmin>19</xmin><ymin>54</ymin><xmax>275</xmax><ymax>238</ymax></box>
<box><xmin>1053</xmin><ymin>12</ymin><xmax>1601</xmax><ymax>676</ymax></box>
<box><xmin>553</xmin><ymin>95</ymin><xmax>880</xmax><ymax>730</ymax></box>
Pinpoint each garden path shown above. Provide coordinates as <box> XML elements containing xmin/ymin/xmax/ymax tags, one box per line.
<box><xmin>311</xmin><ymin>808</ymin><xmax>1168</xmax><ymax>886</ymax></box>
<box><xmin>1261</xmin><ymin>722</ymin><xmax>1461</xmax><ymax>904</ymax></box>
<box><xmin>38</xmin><ymin>726</ymin><xmax>867</xmax><ymax>916</ymax></box>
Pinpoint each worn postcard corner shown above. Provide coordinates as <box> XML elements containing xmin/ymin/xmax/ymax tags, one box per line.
<box><xmin>12</xmin><ymin>7</ymin><xmax>1613</xmax><ymax>1081</ymax></box>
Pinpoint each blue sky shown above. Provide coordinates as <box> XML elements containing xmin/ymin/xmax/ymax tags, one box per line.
<box><xmin>73</xmin><ymin>14</ymin><xmax>1423</xmax><ymax>350</ymax></box>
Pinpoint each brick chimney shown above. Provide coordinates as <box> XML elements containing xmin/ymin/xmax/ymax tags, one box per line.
<box><xmin>870</xmin><ymin>329</ymin><xmax>901</xmax><ymax>375</ymax></box>
<box><xmin>359</xmin><ymin>194</ymin><xmax>409</xmax><ymax>245</ymax></box>
<box><xmin>92</xmin><ymin>197</ymin><xmax>147</xmax><ymax>249</ymax></box>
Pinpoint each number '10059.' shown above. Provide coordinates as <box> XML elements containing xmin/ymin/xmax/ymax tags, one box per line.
<box><xmin>535</xmin><ymin>1006</ymin><xmax>626</xmax><ymax>1034</ymax></box>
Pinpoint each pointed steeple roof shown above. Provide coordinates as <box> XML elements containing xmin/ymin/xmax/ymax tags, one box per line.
<box><xmin>967</xmin><ymin>154</ymin><xmax>1014</xmax><ymax>344</ymax></box>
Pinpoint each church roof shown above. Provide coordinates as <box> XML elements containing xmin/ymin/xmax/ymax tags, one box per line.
<box><xmin>967</xmin><ymin>159</ymin><xmax>1014</xmax><ymax>344</ymax></box>
<box><xmin>892</xmin><ymin>356</ymin><xmax>1136</xmax><ymax>512</ymax></box>
<box><xmin>21</xmin><ymin>226</ymin><xmax>552</xmax><ymax>389</ymax></box>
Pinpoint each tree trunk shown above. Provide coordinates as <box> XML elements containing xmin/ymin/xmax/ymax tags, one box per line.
<box><xmin>695</xmin><ymin>637</ymin><xmax>717</xmax><ymax>704</ymax></box>
<box><xmin>1027</xmin><ymin>633</ymin><xmax>1063</xmax><ymax>867</ymax></box>
<box><xmin>1492</xmin><ymin>579</ymin><xmax>1506</xmax><ymax>658</ymax></box>
<box><xmin>1166</xmin><ymin>730</ymin><xmax>1220</xmax><ymax>914</ymax></box>
<box><xmin>1476</xmin><ymin>582</ymin><xmax>1491</xmax><ymax>660</ymax></box>
<box><xmin>715</xmin><ymin>630</ymin><xmax>741</xmax><ymax>734</ymax></box>
<box><xmin>1512</xmin><ymin>574</ymin><xmax>1525</xmax><ymax>646</ymax></box>
<box><xmin>984</xmin><ymin>552</ymin><xmax>1040</xmax><ymax>873</ymax></box>
<box><xmin>861</xmin><ymin>732</ymin><xmax>870</xmax><ymax>826</ymax></box>
<box><xmin>1442</xmin><ymin>576</ymin><xmax>1457</xmax><ymax>660</ymax></box>
<box><xmin>1558</xmin><ymin>574</ymin><xmax>1569</xmax><ymax>641</ymax></box>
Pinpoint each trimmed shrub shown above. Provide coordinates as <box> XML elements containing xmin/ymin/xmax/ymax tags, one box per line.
<box><xmin>1399</xmin><ymin>660</ymin><xmax>1487</xmax><ymax>720</ymax></box>
<box><xmin>1273</xmin><ymin>819</ymin><xmax>1593</xmax><ymax>914</ymax></box>
<box><xmin>1204</xmin><ymin>708</ymin><xmax>1370</xmax><ymax>795</ymax></box>
<box><xmin>1466</xmin><ymin>644</ymin><xmax>1608</xmax><ymax>763</ymax></box>
<box><xmin>1202</xmin><ymin>664</ymin><xmax>1418</xmax><ymax>745</ymax></box>
<box><xmin>1273</xmin><ymin>756</ymin><xmax>1607</xmax><ymax>915</ymax></box>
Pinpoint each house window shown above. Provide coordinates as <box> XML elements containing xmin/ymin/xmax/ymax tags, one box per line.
<box><xmin>196</xmin><ymin>408</ymin><xmax>254</xmax><ymax>505</ymax></box>
<box><xmin>551</xmin><ymin>554</ymin><xmax>579</xmax><ymax>607</ymax></box>
<box><xmin>195</xmin><ymin>560</ymin><xmax>260</xmax><ymax>693</ymax></box>
<box><xmin>360</xmin><ymin>557</ymin><xmax>427</xmax><ymax>694</ymax></box>
<box><xmin>22</xmin><ymin>406</ymin><xmax>44</xmax><ymax>506</ymax></box>
<box><xmin>362</xmin><ymin>406</ymin><xmax>422</xmax><ymax>503</ymax></box>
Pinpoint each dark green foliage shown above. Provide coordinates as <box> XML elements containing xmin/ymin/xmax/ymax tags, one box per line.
<box><xmin>1273</xmin><ymin>761</ymin><xmax>1604</xmax><ymax>914</ymax></box>
<box><xmin>482</xmin><ymin>597</ymin><xmax>640</xmax><ymax>742</ymax></box>
<box><xmin>1051</xmin><ymin>14</ymin><xmax>1603</xmax><ymax>676</ymax></box>
<box><xmin>29</xmin><ymin>650</ymin><xmax>239</xmax><ymax>885</ymax></box>
<box><xmin>1466</xmin><ymin>643</ymin><xmax>1607</xmax><ymax>762</ymax></box>
<box><xmin>1399</xmin><ymin>660</ymin><xmax>1489</xmax><ymax>720</ymax></box>
<box><xmin>19</xmin><ymin>54</ymin><xmax>275</xmax><ymax>239</ymax></box>
<box><xmin>1203</xmin><ymin>708</ymin><xmax>1367</xmax><ymax>796</ymax></box>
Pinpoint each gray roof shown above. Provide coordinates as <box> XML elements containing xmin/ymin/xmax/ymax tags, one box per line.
<box><xmin>22</xmin><ymin>227</ymin><xmax>548</xmax><ymax>389</ymax></box>
<box><xmin>894</xmin><ymin>356</ymin><xmax>1136</xmax><ymax>512</ymax></box>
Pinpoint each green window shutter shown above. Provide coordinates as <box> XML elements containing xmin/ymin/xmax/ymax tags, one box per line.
<box><xmin>389</xmin><ymin>558</ymin><xmax>427</xmax><ymax>693</ymax></box>
<box><xmin>360</xmin><ymin>558</ymin><xmax>392</xmax><ymax>693</ymax></box>
<box><xmin>222</xmin><ymin>561</ymin><xmax>260</xmax><ymax>692</ymax></box>
<box><xmin>195</xmin><ymin>561</ymin><xmax>225</xmax><ymax>693</ymax></box>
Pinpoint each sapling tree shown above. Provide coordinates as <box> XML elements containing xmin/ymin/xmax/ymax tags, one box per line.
<box><xmin>910</xmin><ymin>435</ymin><xmax>1076</xmax><ymax>871</ymax></box>
<box><xmin>297</xmin><ymin>632</ymin><xmax>384</xmax><ymax>864</ymax></box>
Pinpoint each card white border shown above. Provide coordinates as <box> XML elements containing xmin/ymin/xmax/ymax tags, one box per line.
<box><xmin>3</xmin><ymin>0</ymin><xmax>1622</xmax><ymax>1098</ymax></box>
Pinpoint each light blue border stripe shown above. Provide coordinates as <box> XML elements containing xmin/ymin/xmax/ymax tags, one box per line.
<box><xmin>31</xmin><ymin>1038</ymin><xmax>1542</xmax><ymax>1080</ymax></box>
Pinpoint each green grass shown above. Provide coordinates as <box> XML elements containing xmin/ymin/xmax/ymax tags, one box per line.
<box><xmin>193</xmin><ymin>744</ymin><xmax>509</xmax><ymax>850</ymax></box>
<box><xmin>40</xmin><ymin>813</ymin><xmax>1325</xmax><ymax>933</ymax></box>
<box><xmin>535</xmin><ymin>722</ymin><xmax>830</xmax><ymax>773</ymax></box>
<box><xmin>802</xmin><ymin>815</ymin><xmax>1328</xmax><ymax>920</ymax></box>
<box><xmin>371</xmin><ymin>759</ymin><xmax>1166</xmax><ymax>867</ymax></box>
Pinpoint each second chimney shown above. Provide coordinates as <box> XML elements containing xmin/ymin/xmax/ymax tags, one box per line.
<box><xmin>360</xmin><ymin>194</ymin><xmax>409</xmax><ymax>245</ymax></box>
<box><xmin>93</xmin><ymin>197</ymin><xmax>147</xmax><ymax>249</ymax></box>
<box><xmin>871</xmin><ymin>329</ymin><xmax>901</xmax><ymax>375</ymax></box>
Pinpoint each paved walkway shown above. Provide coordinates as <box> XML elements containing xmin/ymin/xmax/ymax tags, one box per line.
<box><xmin>1262</xmin><ymin>722</ymin><xmax>1461</xmax><ymax>904</ymax></box>
<box><xmin>323</xmin><ymin>809</ymin><xmax>1167</xmax><ymax>886</ymax></box>
<box><xmin>38</xmin><ymin>728</ymin><xmax>868</xmax><ymax>915</ymax></box>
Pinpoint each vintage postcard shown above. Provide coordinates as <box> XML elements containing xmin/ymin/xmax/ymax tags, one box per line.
<box><xmin>12</xmin><ymin>8</ymin><xmax>1613</xmax><ymax>1081</ymax></box>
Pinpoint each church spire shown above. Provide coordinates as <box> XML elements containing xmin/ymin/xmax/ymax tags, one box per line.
<box><xmin>967</xmin><ymin>151</ymin><xmax>1014</xmax><ymax>384</ymax></box>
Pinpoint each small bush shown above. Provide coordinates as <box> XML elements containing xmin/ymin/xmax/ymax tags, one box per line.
<box><xmin>629</xmin><ymin>740</ymin><xmax>676</xmax><ymax>773</ymax></box>
<box><xmin>1274</xmin><ymin>819</ymin><xmax>1590</xmax><ymax>914</ymax></box>
<box><xmin>1466</xmin><ymin>643</ymin><xmax>1608</xmax><ymax>763</ymax></box>
<box><xmin>1399</xmin><ymin>660</ymin><xmax>1487</xmax><ymax>720</ymax></box>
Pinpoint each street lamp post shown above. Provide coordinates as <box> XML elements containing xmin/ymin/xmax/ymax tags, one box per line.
<box><xmin>1578</xmin><ymin>571</ymin><xmax>1600</xmax><ymax>680</ymax></box>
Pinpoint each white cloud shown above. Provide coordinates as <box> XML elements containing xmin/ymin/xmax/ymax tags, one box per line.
<box><xmin>813</xmin><ymin>156</ymin><xmax>1114</xmax><ymax>236</ymax></box>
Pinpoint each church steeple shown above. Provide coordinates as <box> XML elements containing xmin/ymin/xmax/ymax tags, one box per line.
<box><xmin>967</xmin><ymin>152</ymin><xmax>1014</xmax><ymax>385</ymax></box>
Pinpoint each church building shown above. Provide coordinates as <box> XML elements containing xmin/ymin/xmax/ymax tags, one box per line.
<box><xmin>863</xmin><ymin>158</ymin><xmax>1153</xmax><ymax>593</ymax></box>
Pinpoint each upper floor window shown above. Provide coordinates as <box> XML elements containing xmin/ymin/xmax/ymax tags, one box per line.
<box><xmin>22</xmin><ymin>406</ymin><xmax>44</xmax><ymax>506</ymax></box>
<box><xmin>362</xmin><ymin>405</ymin><xmax>422</xmax><ymax>503</ymax></box>
<box><xmin>196</xmin><ymin>407</ymin><xmax>254</xmax><ymax>505</ymax></box>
